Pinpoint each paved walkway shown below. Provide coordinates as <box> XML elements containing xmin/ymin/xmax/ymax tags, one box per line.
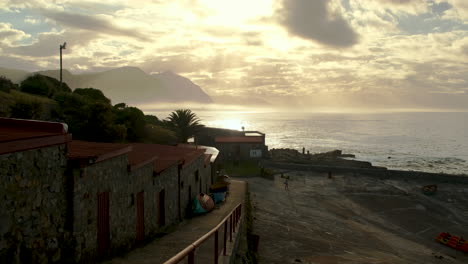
<box><xmin>104</xmin><ymin>180</ymin><xmax>246</xmax><ymax>264</ymax></box>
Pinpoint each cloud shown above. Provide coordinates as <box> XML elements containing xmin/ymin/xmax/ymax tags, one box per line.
<box><xmin>0</xmin><ymin>23</ymin><xmax>30</xmax><ymax>45</ymax></box>
<box><xmin>40</xmin><ymin>9</ymin><xmax>151</xmax><ymax>41</ymax></box>
<box><xmin>24</xmin><ymin>17</ymin><xmax>41</xmax><ymax>24</ymax></box>
<box><xmin>4</xmin><ymin>30</ymin><xmax>96</xmax><ymax>57</ymax></box>
<box><xmin>276</xmin><ymin>0</ymin><xmax>358</xmax><ymax>47</ymax></box>
<box><xmin>350</xmin><ymin>0</ymin><xmax>429</xmax><ymax>15</ymax></box>
<box><xmin>439</xmin><ymin>0</ymin><xmax>468</xmax><ymax>20</ymax></box>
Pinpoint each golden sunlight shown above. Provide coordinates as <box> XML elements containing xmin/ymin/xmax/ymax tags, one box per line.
<box><xmin>205</xmin><ymin>117</ymin><xmax>247</xmax><ymax>130</ymax></box>
<box><xmin>198</xmin><ymin>0</ymin><xmax>273</xmax><ymax>26</ymax></box>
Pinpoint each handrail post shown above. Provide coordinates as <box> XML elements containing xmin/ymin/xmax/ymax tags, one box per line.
<box><xmin>188</xmin><ymin>251</ymin><xmax>194</xmax><ymax>264</ymax></box>
<box><xmin>233</xmin><ymin>210</ymin><xmax>237</xmax><ymax>233</ymax></box>
<box><xmin>239</xmin><ymin>204</ymin><xmax>242</xmax><ymax>221</ymax></box>
<box><xmin>223</xmin><ymin>221</ymin><xmax>227</xmax><ymax>256</ymax></box>
<box><xmin>214</xmin><ymin>230</ymin><xmax>219</xmax><ymax>264</ymax></box>
<box><xmin>229</xmin><ymin>214</ymin><xmax>233</xmax><ymax>242</ymax></box>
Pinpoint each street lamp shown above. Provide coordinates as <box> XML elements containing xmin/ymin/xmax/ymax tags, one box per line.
<box><xmin>59</xmin><ymin>42</ymin><xmax>66</xmax><ymax>89</ymax></box>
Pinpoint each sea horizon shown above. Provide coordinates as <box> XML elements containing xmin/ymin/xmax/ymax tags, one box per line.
<box><xmin>146</xmin><ymin>110</ymin><xmax>468</xmax><ymax>176</ymax></box>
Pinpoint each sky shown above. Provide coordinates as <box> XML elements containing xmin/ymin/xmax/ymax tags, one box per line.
<box><xmin>0</xmin><ymin>0</ymin><xmax>467</xmax><ymax>111</ymax></box>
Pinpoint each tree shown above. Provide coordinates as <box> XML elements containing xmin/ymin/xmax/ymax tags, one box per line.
<box><xmin>144</xmin><ymin>124</ymin><xmax>177</xmax><ymax>144</ymax></box>
<box><xmin>0</xmin><ymin>76</ymin><xmax>18</xmax><ymax>93</ymax></box>
<box><xmin>165</xmin><ymin>109</ymin><xmax>204</xmax><ymax>143</ymax></box>
<box><xmin>144</xmin><ymin>114</ymin><xmax>161</xmax><ymax>125</ymax></box>
<box><xmin>83</xmin><ymin>102</ymin><xmax>126</xmax><ymax>142</ymax></box>
<box><xmin>113</xmin><ymin>104</ymin><xmax>146</xmax><ymax>142</ymax></box>
<box><xmin>9</xmin><ymin>99</ymin><xmax>43</xmax><ymax>119</ymax></box>
<box><xmin>73</xmin><ymin>88</ymin><xmax>111</xmax><ymax>104</ymax></box>
<box><xmin>21</xmin><ymin>74</ymin><xmax>71</xmax><ymax>98</ymax></box>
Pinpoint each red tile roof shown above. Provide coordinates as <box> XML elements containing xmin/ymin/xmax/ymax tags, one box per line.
<box><xmin>130</xmin><ymin>143</ymin><xmax>205</xmax><ymax>173</ymax></box>
<box><xmin>68</xmin><ymin>140</ymin><xmax>132</xmax><ymax>164</ymax></box>
<box><xmin>177</xmin><ymin>144</ymin><xmax>219</xmax><ymax>162</ymax></box>
<box><xmin>215</xmin><ymin>136</ymin><xmax>263</xmax><ymax>143</ymax></box>
<box><xmin>0</xmin><ymin>118</ymin><xmax>71</xmax><ymax>155</ymax></box>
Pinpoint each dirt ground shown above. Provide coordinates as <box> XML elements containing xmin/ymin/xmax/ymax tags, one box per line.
<box><xmin>244</xmin><ymin>172</ymin><xmax>468</xmax><ymax>264</ymax></box>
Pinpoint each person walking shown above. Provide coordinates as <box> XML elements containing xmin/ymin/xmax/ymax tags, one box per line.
<box><xmin>284</xmin><ymin>178</ymin><xmax>289</xmax><ymax>190</ymax></box>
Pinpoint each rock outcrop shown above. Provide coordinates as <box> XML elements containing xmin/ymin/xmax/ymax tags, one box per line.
<box><xmin>269</xmin><ymin>148</ymin><xmax>379</xmax><ymax>169</ymax></box>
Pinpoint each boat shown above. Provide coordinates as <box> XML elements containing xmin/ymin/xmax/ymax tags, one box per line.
<box><xmin>192</xmin><ymin>193</ymin><xmax>214</xmax><ymax>215</ymax></box>
<box><xmin>435</xmin><ymin>232</ymin><xmax>468</xmax><ymax>252</ymax></box>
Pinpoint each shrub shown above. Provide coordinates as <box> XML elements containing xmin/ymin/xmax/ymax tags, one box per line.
<box><xmin>21</xmin><ymin>74</ymin><xmax>71</xmax><ymax>98</ymax></box>
<box><xmin>0</xmin><ymin>76</ymin><xmax>18</xmax><ymax>93</ymax></box>
<box><xmin>9</xmin><ymin>99</ymin><xmax>43</xmax><ymax>119</ymax></box>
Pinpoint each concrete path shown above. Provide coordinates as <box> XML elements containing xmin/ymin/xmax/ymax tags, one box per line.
<box><xmin>247</xmin><ymin>172</ymin><xmax>468</xmax><ymax>264</ymax></box>
<box><xmin>104</xmin><ymin>180</ymin><xmax>246</xmax><ymax>264</ymax></box>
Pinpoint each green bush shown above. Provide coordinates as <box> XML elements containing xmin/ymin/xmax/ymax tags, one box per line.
<box><xmin>73</xmin><ymin>88</ymin><xmax>111</xmax><ymax>104</ymax></box>
<box><xmin>21</xmin><ymin>74</ymin><xmax>71</xmax><ymax>98</ymax></box>
<box><xmin>0</xmin><ymin>76</ymin><xmax>18</xmax><ymax>93</ymax></box>
<box><xmin>144</xmin><ymin>124</ymin><xmax>177</xmax><ymax>144</ymax></box>
<box><xmin>9</xmin><ymin>99</ymin><xmax>43</xmax><ymax>119</ymax></box>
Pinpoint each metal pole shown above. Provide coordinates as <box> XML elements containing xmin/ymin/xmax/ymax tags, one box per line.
<box><xmin>59</xmin><ymin>46</ymin><xmax>62</xmax><ymax>89</ymax></box>
<box><xmin>229</xmin><ymin>214</ymin><xmax>232</xmax><ymax>242</ymax></box>
<box><xmin>223</xmin><ymin>221</ymin><xmax>227</xmax><ymax>256</ymax></box>
<box><xmin>239</xmin><ymin>205</ymin><xmax>242</xmax><ymax>222</ymax></box>
<box><xmin>214</xmin><ymin>230</ymin><xmax>218</xmax><ymax>264</ymax></box>
<box><xmin>188</xmin><ymin>251</ymin><xmax>194</xmax><ymax>264</ymax></box>
<box><xmin>233</xmin><ymin>211</ymin><xmax>236</xmax><ymax>233</ymax></box>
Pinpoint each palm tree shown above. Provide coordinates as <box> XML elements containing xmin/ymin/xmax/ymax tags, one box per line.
<box><xmin>165</xmin><ymin>109</ymin><xmax>204</xmax><ymax>143</ymax></box>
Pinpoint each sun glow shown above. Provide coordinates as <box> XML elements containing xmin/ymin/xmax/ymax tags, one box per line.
<box><xmin>197</xmin><ymin>0</ymin><xmax>274</xmax><ymax>26</ymax></box>
<box><xmin>206</xmin><ymin>118</ymin><xmax>246</xmax><ymax>131</ymax></box>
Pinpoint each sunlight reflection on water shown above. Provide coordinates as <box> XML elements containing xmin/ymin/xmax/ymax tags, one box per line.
<box><xmin>198</xmin><ymin>111</ymin><xmax>468</xmax><ymax>175</ymax></box>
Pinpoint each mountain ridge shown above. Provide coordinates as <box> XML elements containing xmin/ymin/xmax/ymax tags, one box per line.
<box><xmin>0</xmin><ymin>67</ymin><xmax>213</xmax><ymax>105</ymax></box>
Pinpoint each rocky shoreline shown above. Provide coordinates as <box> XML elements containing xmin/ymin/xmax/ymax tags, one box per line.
<box><xmin>269</xmin><ymin>148</ymin><xmax>386</xmax><ymax>170</ymax></box>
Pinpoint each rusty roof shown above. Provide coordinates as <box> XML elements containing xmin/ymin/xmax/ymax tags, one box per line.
<box><xmin>214</xmin><ymin>136</ymin><xmax>263</xmax><ymax>143</ymax></box>
<box><xmin>130</xmin><ymin>143</ymin><xmax>205</xmax><ymax>173</ymax></box>
<box><xmin>68</xmin><ymin>140</ymin><xmax>132</xmax><ymax>164</ymax></box>
<box><xmin>0</xmin><ymin>117</ymin><xmax>71</xmax><ymax>155</ymax></box>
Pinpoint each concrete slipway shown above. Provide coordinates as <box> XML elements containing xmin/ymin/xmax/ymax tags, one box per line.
<box><xmin>246</xmin><ymin>172</ymin><xmax>468</xmax><ymax>264</ymax></box>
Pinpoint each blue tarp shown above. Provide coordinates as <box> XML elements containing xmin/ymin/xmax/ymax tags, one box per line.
<box><xmin>212</xmin><ymin>192</ymin><xmax>226</xmax><ymax>204</ymax></box>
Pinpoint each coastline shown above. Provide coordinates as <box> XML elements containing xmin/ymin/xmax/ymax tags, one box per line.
<box><xmin>265</xmin><ymin>148</ymin><xmax>468</xmax><ymax>181</ymax></box>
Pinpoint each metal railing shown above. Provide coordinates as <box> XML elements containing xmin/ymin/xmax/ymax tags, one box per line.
<box><xmin>163</xmin><ymin>203</ymin><xmax>243</xmax><ymax>264</ymax></box>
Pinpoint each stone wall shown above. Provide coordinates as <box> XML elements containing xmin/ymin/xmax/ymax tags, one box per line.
<box><xmin>154</xmin><ymin>165</ymin><xmax>179</xmax><ymax>228</ymax></box>
<box><xmin>201</xmin><ymin>162</ymin><xmax>212</xmax><ymax>191</ymax></box>
<box><xmin>0</xmin><ymin>143</ymin><xmax>212</xmax><ymax>263</ymax></box>
<box><xmin>0</xmin><ymin>144</ymin><xmax>68</xmax><ymax>263</ymax></box>
<box><xmin>71</xmin><ymin>155</ymin><xmax>131</xmax><ymax>262</ymax></box>
<box><xmin>261</xmin><ymin>160</ymin><xmax>468</xmax><ymax>184</ymax></box>
<box><xmin>71</xmin><ymin>155</ymin><xmax>185</xmax><ymax>262</ymax></box>
<box><xmin>179</xmin><ymin>155</ymin><xmax>206</xmax><ymax>219</ymax></box>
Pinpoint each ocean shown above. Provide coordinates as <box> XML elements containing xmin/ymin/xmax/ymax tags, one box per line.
<box><xmin>196</xmin><ymin>111</ymin><xmax>468</xmax><ymax>175</ymax></box>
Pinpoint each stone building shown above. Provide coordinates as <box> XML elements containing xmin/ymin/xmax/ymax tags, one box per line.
<box><xmin>129</xmin><ymin>144</ymin><xmax>212</xmax><ymax>220</ymax></box>
<box><xmin>195</xmin><ymin>127</ymin><xmax>268</xmax><ymax>161</ymax></box>
<box><xmin>0</xmin><ymin>118</ymin><xmax>214</xmax><ymax>263</ymax></box>
<box><xmin>0</xmin><ymin>118</ymin><xmax>71</xmax><ymax>263</ymax></box>
<box><xmin>177</xmin><ymin>144</ymin><xmax>220</xmax><ymax>186</ymax></box>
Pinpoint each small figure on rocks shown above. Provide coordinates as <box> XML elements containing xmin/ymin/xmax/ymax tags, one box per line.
<box><xmin>284</xmin><ymin>178</ymin><xmax>289</xmax><ymax>190</ymax></box>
